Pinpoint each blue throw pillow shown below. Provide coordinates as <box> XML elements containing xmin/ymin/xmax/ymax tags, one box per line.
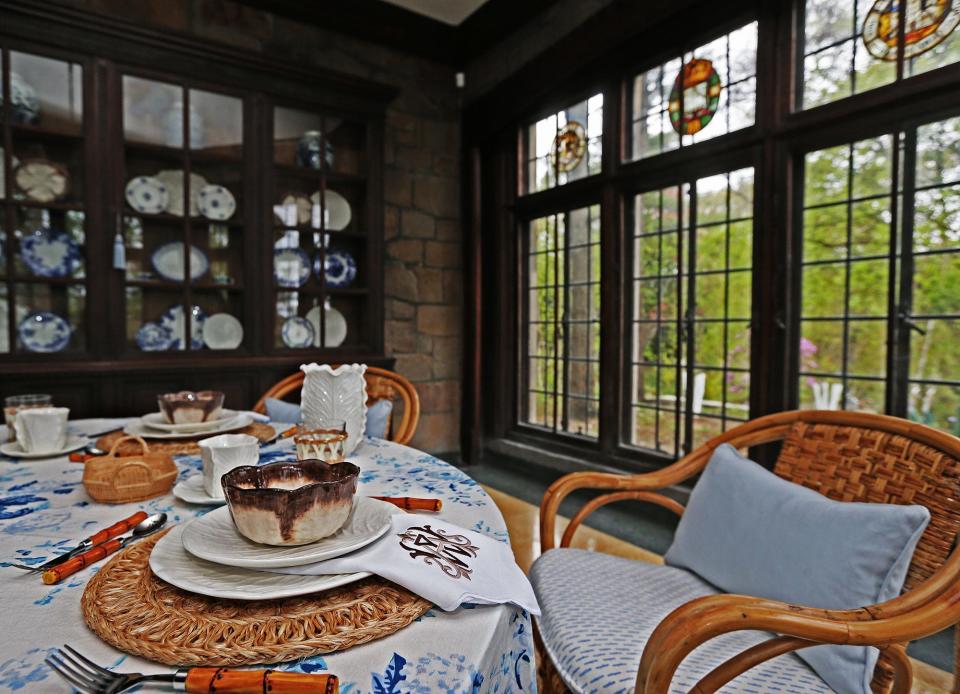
<box><xmin>664</xmin><ymin>444</ymin><xmax>930</xmax><ymax>694</ymax></box>
<box><xmin>264</xmin><ymin>397</ymin><xmax>393</xmax><ymax>439</ymax></box>
<box><xmin>365</xmin><ymin>399</ymin><xmax>393</xmax><ymax>439</ymax></box>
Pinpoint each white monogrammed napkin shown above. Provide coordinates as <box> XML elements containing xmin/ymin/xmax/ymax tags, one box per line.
<box><xmin>265</xmin><ymin>514</ymin><xmax>541</xmax><ymax>615</ymax></box>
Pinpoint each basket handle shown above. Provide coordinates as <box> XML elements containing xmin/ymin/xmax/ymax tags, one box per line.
<box><xmin>113</xmin><ymin>461</ymin><xmax>155</xmax><ymax>489</ymax></box>
<box><xmin>107</xmin><ymin>435</ymin><xmax>150</xmax><ymax>457</ymax></box>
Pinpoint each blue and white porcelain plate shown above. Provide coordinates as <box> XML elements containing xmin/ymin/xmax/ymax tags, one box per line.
<box><xmin>197</xmin><ymin>184</ymin><xmax>236</xmax><ymax>221</ymax></box>
<box><xmin>281</xmin><ymin>316</ymin><xmax>315</xmax><ymax>349</ymax></box>
<box><xmin>151</xmin><ymin>242</ymin><xmax>209</xmax><ymax>282</ymax></box>
<box><xmin>274</xmin><ymin>247</ymin><xmax>311</xmax><ymax>288</ymax></box>
<box><xmin>21</xmin><ymin>228</ymin><xmax>81</xmax><ymax>278</ymax></box>
<box><xmin>317</xmin><ymin>249</ymin><xmax>357</xmax><ymax>288</ymax></box>
<box><xmin>125</xmin><ymin>176</ymin><xmax>169</xmax><ymax>215</ymax></box>
<box><xmin>161</xmin><ymin>304</ymin><xmax>207</xmax><ymax>350</ymax></box>
<box><xmin>18</xmin><ymin>311</ymin><xmax>71</xmax><ymax>353</ymax></box>
<box><xmin>135</xmin><ymin>322</ymin><xmax>174</xmax><ymax>352</ymax></box>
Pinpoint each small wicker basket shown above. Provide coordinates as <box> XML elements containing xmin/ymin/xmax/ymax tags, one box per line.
<box><xmin>82</xmin><ymin>436</ymin><xmax>178</xmax><ymax>504</ymax></box>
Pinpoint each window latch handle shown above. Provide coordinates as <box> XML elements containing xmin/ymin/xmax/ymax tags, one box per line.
<box><xmin>899</xmin><ymin>311</ymin><xmax>927</xmax><ymax>336</ymax></box>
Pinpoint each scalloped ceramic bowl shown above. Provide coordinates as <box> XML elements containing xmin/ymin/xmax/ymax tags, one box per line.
<box><xmin>157</xmin><ymin>390</ymin><xmax>224</xmax><ymax>424</ymax></box>
<box><xmin>221</xmin><ymin>460</ymin><xmax>359</xmax><ymax>546</ymax></box>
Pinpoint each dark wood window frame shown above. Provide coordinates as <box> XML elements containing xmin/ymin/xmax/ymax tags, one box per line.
<box><xmin>466</xmin><ymin>0</ymin><xmax>960</xmax><ymax>470</ymax></box>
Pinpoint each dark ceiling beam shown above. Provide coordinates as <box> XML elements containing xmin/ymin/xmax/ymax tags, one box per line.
<box><xmin>235</xmin><ymin>0</ymin><xmax>562</xmax><ymax>66</ymax></box>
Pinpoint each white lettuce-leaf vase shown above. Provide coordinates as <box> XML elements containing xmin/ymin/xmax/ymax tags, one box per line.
<box><xmin>300</xmin><ymin>363</ymin><xmax>367</xmax><ymax>455</ymax></box>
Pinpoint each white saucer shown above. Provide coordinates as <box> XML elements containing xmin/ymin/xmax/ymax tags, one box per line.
<box><xmin>140</xmin><ymin>410</ymin><xmax>240</xmax><ymax>434</ymax></box>
<box><xmin>172</xmin><ymin>475</ymin><xmax>225</xmax><ymax>506</ymax></box>
<box><xmin>0</xmin><ymin>435</ymin><xmax>87</xmax><ymax>459</ymax></box>
<box><xmin>181</xmin><ymin>497</ymin><xmax>396</xmax><ymax>569</ymax></box>
<box><xmin>124</xmin><ymin>414</ymin><xmax>252</xmax><ymax>440</ymax></box>
<box><xmin>149</xmin><ymin>525</ymin><xmax>369</xmax><ymax>601</ymax></box>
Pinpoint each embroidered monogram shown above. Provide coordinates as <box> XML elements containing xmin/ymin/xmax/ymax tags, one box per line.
<box><xmin>397</xmin><ymin>525</ymin><xmax>480</xmax><ymax>580</ymax></box>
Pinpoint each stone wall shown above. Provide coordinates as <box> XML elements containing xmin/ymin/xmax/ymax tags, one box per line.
<box><xmin>54</xmin><ymin>0</ymin><xmax>464</xmax><ymax>454</ymax></box>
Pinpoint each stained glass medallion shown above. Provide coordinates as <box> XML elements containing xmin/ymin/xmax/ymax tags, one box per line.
<box><xmin>552</xmin><ymin>121</ymin><xmax>587</xmax><ymax>173</ymax></box>
<box><xmin>668</xmin><ymin>59</ymin><xmax>722</xmax><ymax>136</ymax></box>
<box><xmin>862</xmin><ymin>0</ymin><xmax>960</xmax><ymax>61</ymax></box>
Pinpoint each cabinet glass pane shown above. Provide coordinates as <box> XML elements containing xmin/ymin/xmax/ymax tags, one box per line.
<box><xmin>13</xmin><ymin>207</ymin><xmax>85</xmax><ymax>279</ymax></box>
<box><xmin>189</xmin><ymin>89</ymin><xmax>242</xmax><ymax>158</ymax></box>
<box><xmin>8</xmin><ymin>51</ymin><xmax>82</xmax><ymax>132</ymax></box>
<box><xmin>15</xmin><ymin>283</ymin><xmax>85</xmax><ymax>354</ymax></box>
<box><xmin>123</xmin><ymin>76</ymin><xmax>183</xmax><ymax>148</ymax></box>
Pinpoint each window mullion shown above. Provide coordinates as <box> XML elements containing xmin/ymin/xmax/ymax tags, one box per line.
<box><xmin>683</xmin><ymin>180</ymin><xmax>698</xmax><ymax>454</ymax></box>
<box><xmin>894</xmin><ymin>127</ymin><xmax>918</xmax><ymax>417</ymax></box>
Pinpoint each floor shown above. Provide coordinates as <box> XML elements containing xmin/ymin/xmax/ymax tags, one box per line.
<box><xmin>463</xmin><ymin>453</ymin><xmax>956</xmax><ymax>694</ymax></box>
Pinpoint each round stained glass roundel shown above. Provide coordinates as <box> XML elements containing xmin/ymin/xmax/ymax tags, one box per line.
<box><xmin>668</xmin><ymin>58</ymin><xmax>721</xmax><ymax>136</ymax></box>
<box><xmin>862</xmin><ymin>0</ymin><xmax>960</xmax><ymax>61</ymax></box>
<box><xmin>552</xmin><ymin>121</ymin><xmax>586</xmax><ymax>173</ymax></box>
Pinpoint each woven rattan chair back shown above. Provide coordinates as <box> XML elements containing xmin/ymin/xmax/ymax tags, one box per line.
<box><xmin>252</xmin><ymin>366</ymin><xmax>421</xmax><ymax>445</ymax></box>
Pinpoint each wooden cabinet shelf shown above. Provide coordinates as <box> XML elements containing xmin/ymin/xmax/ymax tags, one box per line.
<box><xmin>0</xmin><ymin>28</ymin><xmax>389</xmax><ymax>418</ymax></box>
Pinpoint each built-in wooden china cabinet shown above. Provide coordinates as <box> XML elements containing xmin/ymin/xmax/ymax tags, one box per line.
<box><xmin>0</xmin><ymin>3</ymin><xmax>393</xmax><ymax>417</ymax></box>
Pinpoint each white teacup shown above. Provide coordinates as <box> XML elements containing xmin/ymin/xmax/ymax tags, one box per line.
<box><xmin>198</xmin><ymin>433</ymin><xmax>259</xmax><ymax>499</ymax></box>
<box><xmin>13</xmin><ymin>407</ymin><xmax>70</xmax><ymax>454</ymax></box>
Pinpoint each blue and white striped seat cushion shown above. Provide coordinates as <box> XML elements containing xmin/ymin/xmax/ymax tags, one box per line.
<box><xmin>531</xmin><ymin>549</ymin><xmax>832</xmax><ymax>693</ymax></box>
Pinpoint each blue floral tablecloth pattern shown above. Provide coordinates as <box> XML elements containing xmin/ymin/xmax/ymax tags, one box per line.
<box><xmin>0</xmin><ymin>420</ymin><xmax>536</xmax><ymax>693</ymax></box>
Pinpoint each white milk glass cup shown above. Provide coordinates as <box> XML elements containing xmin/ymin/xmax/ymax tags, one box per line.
<box><xmin>198</xmin><ymin>433</ymin><xmax>259</xmax><ymax>499</ymax></box>
<box><xmin>13</xmin><ymin>407</ymin><xmax>69</xmax><ymax>454</ymax></box>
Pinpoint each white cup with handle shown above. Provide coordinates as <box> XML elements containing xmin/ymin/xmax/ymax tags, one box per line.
<box><xmin>198</xmin><ymin>433</ymin><xmax>260</xmax><ymax>499</ymax></box>
<box><xmin>13</xmin><ymin>407</ymin><xmax>70</xmax><ymax>454</ymax></box>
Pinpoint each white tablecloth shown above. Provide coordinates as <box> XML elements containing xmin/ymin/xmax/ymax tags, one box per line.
<box><xmin>0</xmin><ymin>419</ymin><xmax>536</xmax><ymax>693</ymax></box>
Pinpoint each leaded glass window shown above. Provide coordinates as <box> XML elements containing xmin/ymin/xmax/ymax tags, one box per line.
<box><xmin>627</xmin><ymin>22</ymin><xmax>758</xmax><ymax>161</ymax></box>
<box><xmin>629</xmin><ymin>169</ymin><xmax>754</xmax><ymax>455</ymax></box>
<box><xmin>798</xmin><ymin>115</ymin><xmax>960</xmax><ymax>434</ymax></box>
<box><xmin>523</xmin><ymin>205</ymin><xmax>601</xmax><ymax>437</ymax></box>
<box><xmin>800</xmin><ymin>0</ymin><xmax>960</xmax><ymax>109</ymax></box>
<box><xmin>523</xmin><ymin>95</ymin><xmax>603</xmax><ymax>195</ymax></box>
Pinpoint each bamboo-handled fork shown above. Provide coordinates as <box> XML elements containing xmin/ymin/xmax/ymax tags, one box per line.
<box><xmin>46</xmin><ymin>645</ymin><xmax>338</xmax><ymax>693</ymax></box>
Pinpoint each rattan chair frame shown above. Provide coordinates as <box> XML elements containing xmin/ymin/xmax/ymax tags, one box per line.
<box><xmin>253</xmin><ymin>366</ymin><xmax>421</xmax><ymax>445</ymax></box>
<box><xmin>538</xmin><ymin>410</ymin><xmax>960</xmax><ymax>694</ymax></box>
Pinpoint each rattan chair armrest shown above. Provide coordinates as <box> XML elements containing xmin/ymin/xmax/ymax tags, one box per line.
<box><xmin>636</xmin><ymin>586</ymin><xmax>960</xmax><ymax>694</ymax></box>
<box><xmin>539</xmin><ymin>451</ymin><xmax>709</xmax><ymax>553</ymax></box>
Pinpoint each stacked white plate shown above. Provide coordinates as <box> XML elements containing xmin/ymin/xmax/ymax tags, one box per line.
<box><xmin>149</xmin><ymin>497</ymin><xmax>396</xmax><ymax>599</ymax></box>
<box><xmin>125</xmin><ymin>409</ymin><xmax>253</xmax><ymax>440</ymax></box>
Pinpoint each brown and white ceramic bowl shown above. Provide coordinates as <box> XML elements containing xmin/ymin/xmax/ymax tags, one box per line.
<box><xmin>157</xmin><ymin>390</ymin><xmax>224</xmax><ymax>424</ymax></box>
<box><xmin>221</xmin><ymin>460</ymin><xmax>359</xmax><ymax>546</ymax></box>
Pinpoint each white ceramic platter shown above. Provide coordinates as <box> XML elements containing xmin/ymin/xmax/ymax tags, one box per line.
<box><xmin>181</xmin><ymin>497</ymin><xmax>395</xmax><ymax>569</ymax></box>
<box><xmin>1</xmin><ymin>435</ymin><xmax>87</xmax><ymax>459</ymax></box>
<box><xmin>123</xmin><ymin>413</ymin><xmax>252</xmax><ymax>440</ymax></box>
<box><xmin>305</xmin><ymin>304</ymin><xmax>347</xmax><ymax>348</ymax></box>
<box><xmin>309</xmin><ymin>190</ymin><xmax>351</xmax><ymax>231</ymax></box>
<box><xmin>155</xmin><ymin>170</ymin><xmax>208</xmax><ymax>217</ymax></box>
<box><xmin>151</xmin><ymin>242</ymin><xmax>209</xmax><ymax>283</ymax></box>
<box><xmin>150</xmin><ymin>525</ymin><xmax>369</xmax><ymax>601</ymax></box>
<box><xmin>202</xmin><ymin>313</ymin><xmax>243</xmax><ymax>350</ymax></box>
<box><xmin>140</xmin><ymin>409</ymin><xmax>240</xmax><ymax>434</ymax></box>
<box><xmin>172</xmin><ymin>475</ymin><xmax>225</xmax><ymax>506</ymax></box>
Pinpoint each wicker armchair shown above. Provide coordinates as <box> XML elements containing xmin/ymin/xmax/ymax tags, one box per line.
<box><xmin>252</xmin><ymin>366</ymin><xmax>421</xmax><ymax>445</ymax></box>
<box><xmin>536</xmin><ymin>410</ymin><xmax>960</xmax><ymax>694</ymax></box>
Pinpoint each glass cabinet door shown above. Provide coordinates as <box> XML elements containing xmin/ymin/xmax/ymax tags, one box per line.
<box><xmin>271</xmin><ymin>105</ymin><xmax>369</xmax><ymax>351</ymax></box>
<box><xmin>1</xmin><ymin>49</ymin><xmax>87</xmax><ymax>355</ymax></box>
<box><xmin>121</xmin><ymin>75</ymin><xmax>246</xmax><ymax>353</ymax></box>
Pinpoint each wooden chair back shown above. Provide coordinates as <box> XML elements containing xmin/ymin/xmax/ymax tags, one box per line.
<box><xmin>252</xmin><ymin>366</ymin><xmax>421</xmax><ymax>445</ymax></box>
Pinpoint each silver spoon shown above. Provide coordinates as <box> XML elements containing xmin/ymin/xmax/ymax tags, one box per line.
<box><xmin>8</xmin><ymin>513</ymin><xmax>167</xmax><ymax>573</ymax></box>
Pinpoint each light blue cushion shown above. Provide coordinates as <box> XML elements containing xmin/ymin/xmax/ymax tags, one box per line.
<box><xmin>263</xmin><ymin>397</ymin><xmax>393</xmax><ymax>439</ymax></box>
<box><xmin>664</xmin><ymin>444</ymin><xmax>931</xmax><ymax>694</ymax></box>
<box><xmin>364</xmin><ymin>398</ymin><xmax>393</xmax><ymax>439</ymax></box>
<box><xmin>264</xmin><ymin>397</ymin><xmax>301</xmax><ymax>424</ymax></box>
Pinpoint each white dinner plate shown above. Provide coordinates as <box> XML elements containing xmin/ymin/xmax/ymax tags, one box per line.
<box><xmin>181</xmin><ymin>497</ymin><xmax>396</xmax><ymax>569</ymax></box>
<box><xmin>202</xmin><ymin>313</ymin><xmax>243</xmax><ymax>350</ymax></box>
<box><xmin>1</xmin><ymin>435</ymin><xmax>87</xmax><ymax>459</ymax></box>
<box><xmin>197</xmin><ymin>184</ymin><xmax>236</xmax><ymax>221</ymax></box>
<box><xmin>125</xmin><ymin>176</ymin><xmax>168</xmax><ymax>215</ymax></box>
<box><xmin>306</xmin><ymin>304</ymin><xmax>347</xmax><ymax>348</ymax></box>
<box><xmin>123</xmin><ymin>413</ymin><xmax>252</xmax><ymax>440</ymax></box>
<box><xmin>155</xmin><ymin>170</ymin><xmax>208</xmax><ymax>217</ymax></box>
<box><xmin>150</xmin><ymin>525</ymin><xmax>369</xmax><ymax>600</ymax></box>
<box><xmin>309</xmin><ymin>190</ymin><xmax>351</xmax><ymax>231</ymax></box>
<box><xmin>172</xmin><ymin>475</ymin><xmax>225</xmax><ymax>506</ymax></box>
<box><xmin>140</xmin><ymin>409</ymin><xmax>240</xmax><ymax>434</ymax></box>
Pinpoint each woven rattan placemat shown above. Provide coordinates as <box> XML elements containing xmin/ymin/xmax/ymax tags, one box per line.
<box><xmin>96</xmin><ymin>422</ymin><xmax>276</xmax><ymax>456</ymax></box>
<box><xmin>81</xmin><ymin>529</ymin><xmax>431</xmax><ymax>666</ymax></box>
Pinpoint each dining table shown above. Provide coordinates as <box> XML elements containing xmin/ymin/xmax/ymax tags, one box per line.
<box><xmin>0</xmin><ymin>417</ymin><xmax>536</xmax><ymax>693</ymax></box>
